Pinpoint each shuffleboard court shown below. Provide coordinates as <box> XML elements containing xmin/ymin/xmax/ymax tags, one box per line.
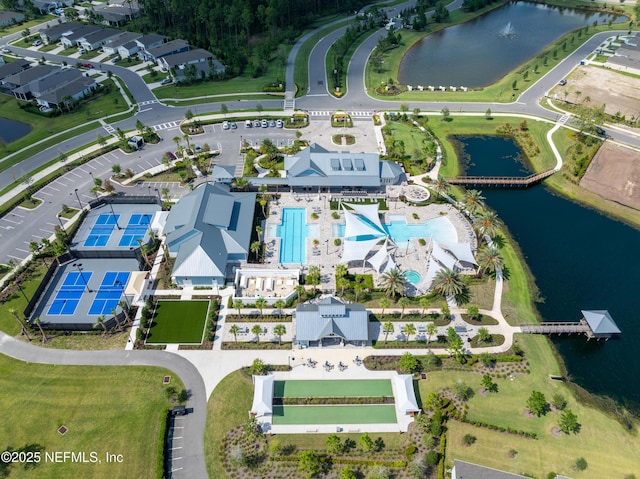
<box><xmin>272</xmin><ymin>405</ymin><xmax>397</xmax><ymax>425</ymax></box>
<box><xmin>274</xmin><ymin>379</ymin><xmax>393</xmax><ymax>398</ymax></box>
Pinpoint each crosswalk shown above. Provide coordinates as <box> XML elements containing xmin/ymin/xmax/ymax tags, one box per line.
<box><xmin>308</xmin><ymin>110</ymin><xmax>373</xmax><ymax>117</ymax></box>
<box><xmin>151</xmin><ymin>121</ymin><xmax>180</xmax><ymax>132</ymax></box>
<box><xmin>102</xmin><ymin>123</ymin><xmax>116</xmax><ymax>135</ymax></box>
<box><xmin>558</xmin><ymin>113</ymin><xmax>571</xmax><ymax>124</ymax></box>
<box><xmin>138</xmin><ymin>100</ymin><xmax>160</xmax><ymax>107</ymax></box>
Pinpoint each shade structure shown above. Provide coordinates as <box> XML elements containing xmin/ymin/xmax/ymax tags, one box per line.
<box><xmin>368</xmin><ymin>238</ymin><xmax>391</xmax><ymax>273</ymax></box>
<box><xmin>343</xmin><ymin>208</ymin><xmax>384</xmax><ymax>240</ymax></box>
<box><xmin>423</xmin><ymin>257</ymin><xmax>443</xmax><ymax>285</ymax></box>
<box><xmin>393</xmin><ymin>373</ymin><xmax>420</xmax><ymax>413</ymax></box>
<box><xmin>431</xmin><ymin>242</ymin><xmax>457</xmax><ymax>270</ymax></box>
<box><xmin>341</xmin><ymin>237</ymin><xmax>384</xmax><ymax>264</ymax></box>
<box><xmin>382</xmin><ymin>256</ymin><xmax>397</xmax><ymax>273</ymax></box>
<box><xmin>344</xmin><ymin>202</ymin><xmax>386</xmax><ymax>234</ymax></box>
<box><xmin>581</xmin><ymin>310</ymin><xmax>621</xmax><ymax>335</ymax></box>
<box><xmin>251</xmin><ymin>374</ymin><xmax>274</xmax><ymax>416</ymax></box>
<box><xmin>439</xmin><ymin>241</ymin><xmax>477</xmax><ymax>265</ymax></box>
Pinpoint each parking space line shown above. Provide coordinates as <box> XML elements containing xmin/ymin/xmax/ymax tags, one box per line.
<box><xmin>37</xmin><ymin>190</ymin><xmax>52</xmax><ymax>196</ymax></box>
<box><xmin>39</xmin><ymin>228</ymin><xmax>53</xmax><ymax>234</ymax></box>
<box><xmin>173</xmin><ymin>436</ymin><xmax>183</xmax><ymax>439</ymax></box>
<box><xmin>70</xmin><ymin>172</ymin><xmax>82</xmax><ymax>178</ymax></box>
<box><xmin>86</xmin><ymin>163</ymin><xmax>97</xmax><ymax>170</ymax></box>
<box><xmin>94</xmin><ymin>159</ymin><xmax>104</xmax><ymax>166</ymax></box>
<box><xmin>16</xmin><ymin>248</ymin><xmax>29</xmax><ymax>253</ymax></box>
<box><xmin>170</xmin><ymin>447</ymin><xmax>182</xmax><ymax>450</ymax></box>
<box><xmin>55</xmin><ymin>180</ymin><xmax>69</xmax><ymax>187</ymax></box>
<box><xmin>47</xmin><ymin>185</ymin><xmax>60</xmax><ymax>191</ymax></box>
<box><xmin>3</xmin><ymin>218</ymin><xmax>21</xmax><ymax>224</ymax></box>
<box><xmin>82</xmin><ymin>194</ymin><xmax>94</xmax><ymax>200</ymax></box>
<box><xmin>11</xmin><ymin>212</ymin><xmax>24</xmax><ymax>218</ymax></box>
<box><xmin>8</xmin><ymin>254</ymin><xmax>25</xmax><ymax>261</ymax></box>
<box><xmin>171</xmin><ymin>467</ymin><xmax>183</xmax><ymax>472</ymax></box>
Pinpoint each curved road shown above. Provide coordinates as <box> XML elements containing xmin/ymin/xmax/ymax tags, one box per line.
<box><xmin>0</xmin><ymin>331</ymin><xmax>208</xmax><ymax>478</ymax></box>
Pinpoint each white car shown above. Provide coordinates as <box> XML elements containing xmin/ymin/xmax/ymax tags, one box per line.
<box><xmin>1</xmin><ymin>47</ymin><xmax>11</xmax><ymax>53</ymax></box>
<box><xmin>222</xmin><ymin>121</ymin><xmax>229</xmax><ymax>130</ymax></box>
<box><xmin>245</xmin><ymin>120</ymin><xmax>252</xmax><ymax>128</ymax></box>
<box><xmin>276</xmin><ymin>119</ymin><xmax>283</xmax><ymax>128</ymax></box>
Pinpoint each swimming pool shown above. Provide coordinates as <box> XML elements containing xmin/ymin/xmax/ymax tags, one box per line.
<box><xmin>276</xmin><ymin>208</ymin><xmax>309</xmax><ymax>264</ymax></box>
<box><xmin>333</xmin><ymin>216</ymin><xmax>457</xmax><ymax>244</ymax></box>
<box><xmin>404</xmin><ymin>270</ymin><xmax>422</xmax><ymax>285</ymax></box>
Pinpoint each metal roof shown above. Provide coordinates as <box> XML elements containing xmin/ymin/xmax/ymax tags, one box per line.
<box><xmin>295</xmin><ymin>297</ymin><xmax>368</xmax><ymax>342</ymax></box>
<box><xmin>582</xmin><ymin>310</ymin><xmax>621</xmax><ymax>334</ymax></box>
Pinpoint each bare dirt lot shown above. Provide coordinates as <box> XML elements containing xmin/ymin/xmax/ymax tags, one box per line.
<box><xmin>580</xmin><ymin>141</ymin><xmax>640</xmax><ymax>210</ymax></box>
<box><xmin>555</xmin><ymin>65</ymin><xmax>640</xmax><ymax>119</ymax></box>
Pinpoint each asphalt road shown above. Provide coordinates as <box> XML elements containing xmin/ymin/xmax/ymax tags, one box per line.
<box><xmin>0</xmin><ymin>331</ymin><xmax>208</xmax><ymax>479</ymax></box>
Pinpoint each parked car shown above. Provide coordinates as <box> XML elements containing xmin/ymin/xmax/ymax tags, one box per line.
<box><xmin>80</xmin><ymin>63</ymin><xmax>93</xmax><ymax>69</ymax></box>
<box><xmin>269</xmin><ymin>120</ymin><xmax>276</xmax><ymax>127</ymax></box>
<box><xmin>254</xmin><ymin>119</ymin><xmax>261</xmax><ymax>127</ymax></box>
<box><xmin>160</xmin><ymin>77</ymin><xmax>172</xmax><ymax>85</ymax></box>
<box><xmin>32</xmin><ymin>39</ymin><xmax>42</xmax><ymax>47</ymax></box>
<box><xmin>558</xmin><ymin>79</ymin><xmax>567</xmax><ymax>86</ymax></box>
<box><xmin>245</xmin><ymin>120</ymin><xmax>252</xmax><ymax>128</ymax></box>
<box><xmin>166</xmin><ymin>151</ymin><xmax>177</xmax><ymax>161</ymax></box>
<box><xmin>170</xmin><ymin>406</ymin><xmax>187</xmax><ymax>416</ymax></box>
<box><xmin>78</xmin><ymin>48</ymin><xmax>86</xmax><ymax>54</ymax></box>
<box><xmin>230</xmin><ymin>121</ymin><xmax>237</xmax><ymax>129</ymax></box>
<box><xmin>261</xmin><ymin>119</ymin><xmax>268</xmax><ymax>128</ymax></box>
<box><xmin>194</xmin><ymin>144</ymin><xmax>203</xmax><ymax>153</ymax></box>
<box><xmin>1</xmin><ymin>47</ymin><xmax>11</xmax><ymax>53</ymax></box>
<box><xmin>276</xmin><ymin>119</ymin><xmax>283</xmax><ymax>128</ymax></box>
<box><xmin>222</xmin><ymin>121</ymin><xmax>229</xmax><ymax>130</ymax></box>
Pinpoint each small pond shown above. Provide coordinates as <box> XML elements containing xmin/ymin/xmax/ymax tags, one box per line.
<box><xmin>0</xmin><ymin>117</ymin><xmax>31</xmax><ymax>144</ymax></box>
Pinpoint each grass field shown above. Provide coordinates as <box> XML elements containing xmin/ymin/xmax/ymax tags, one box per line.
<box><xmin>274</xmin><ymin>379</ymin><xmax>392</xmax><ymax>397</ymax></box>
<box><xmin>146</xmin><ymin>300</ymin><xmax>208</xmax><ymax>344</ymax></box>
<box><xmin>272</xmin><ymin>405</ymin><xmax>397</xmax><ymax>425</ymax></box>
<box><xmin>0</xmin><ymin>353</ymin><xmax>182</xmax><ymax>479</ymax></box>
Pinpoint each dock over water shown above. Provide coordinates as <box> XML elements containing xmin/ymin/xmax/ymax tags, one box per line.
<box><xmin>448</xmin><ymin>169</ymin><xmax>555</xmax><ymax>188</ymax></box>
<box><xmin>520</xmin><ymin>310</ymin><xmax>621</xmax><ymax>340</ymax></box>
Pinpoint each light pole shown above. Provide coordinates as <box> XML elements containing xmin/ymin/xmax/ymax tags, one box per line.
<box><xmin>115</xmin><ymin>280</ymin><xmax>130</xmax><ymax>308</ymax></box>
<box><xmin>72</xmin><ymin>263</ymin><xmax>92</xmax><ymax>293</ymax></box>
<box><xmin>107</xmin><ymin>202</ymin><xmax>122</xmax><ymax>230</ymax></box>
<box><xmin>56</xmin><ymin>215</ymin><xmax>69</xmax><ymax>242</ymax></box>
<box><xmin>74</xmin><ymin>188</ymin><xmax>82</xmax><ymax>209</ymax></box>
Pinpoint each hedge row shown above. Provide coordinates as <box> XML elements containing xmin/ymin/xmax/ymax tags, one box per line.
<box><xmin>457</xmin><ymin>418</ymin><xmax>538</xmax><ymax>439</ymax></box>
<box><xmin>221</xmin><ymin>341</ymin><xmax>292</xmax><ymax>350</ymax></box>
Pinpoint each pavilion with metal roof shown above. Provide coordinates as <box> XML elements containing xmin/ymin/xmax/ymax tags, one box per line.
<box><xmin>294</xmin><ymin>297</ymin><xmax>369</xmax><ymax>347</ymax></box>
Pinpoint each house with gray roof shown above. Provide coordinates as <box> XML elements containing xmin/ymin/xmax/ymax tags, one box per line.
<box><xmin>140</xmin><ymin>39</ymin><xmax>188</xmax><ymax>62</ymax></box>
<box><xmin>295</xmin><ymin>296</ymin><xmax>369</xmax><ymax>347</ymax></box>
<box><xmin>37</xmin><ymin>75</ymin><xmax>97</xmax><ymax>109</ymax></box>
<box><xmin>451</xmin><ymin>460</ymin><xmax>531</xmax><ymax>479</ymax></box>
<box><xmin>284</xmin><ymin>143</ymin><xmax>404</xmax><ymax>192</ymax></box>
<box><xmin>158</xmin><ymin>49</ymin><xmax>225</xmax><ymax>81</ymax></box>
<box><xmin>134</xmin><ymin>33</ymin><xmax>166</xmax><ymax>51</ymax></box>
<box><xmin>31</xmin><ymin>0</ymin><xmax>73</xmax><ymax>14</ymax></box>
<box><xmin>39</xmin><ymin>21</ymin><xmax>83</xmax><ymax>44</ymax></box>
<box><xmin>606</xmin><ymin>37</ymin><xmax>640</xmax><ymax>75</ymax></box>
<box><xmin>93</xmin><ymin>3</ymin><xmax>140</xmax><ymax>26</ymax></box>
<box><xmin>0</xmin><ymin>59</ymin><xmax>30</xmax><ymax>88</ymax></box>
<box><xmin>162</xmin><ymin>183</ymin><xmax>256</xmax><ymax>287</ymax></box>
<box><xmin>5</xmin><ymin>65</ymin><xmax>58</xmax><ymax>98</ymax></box>
<box><xmin>60</xmin><ymin>25</ymin><xmax>102</xmax><ymax>48</ymax></box>
<box><xmin>78</xmin><ymin>28</ymin><xmax>121</xmax><ymax>51</ymax></box>
<box><xmin>102</xmin><ymin>31</ymin><xmax>142</xmax><ymax>55</ymax></box>
<box><xmin>0</xmin><ymin>11</ymin><xmax>25</xmax><ymax>27</ymax></box>
<box><xmin>211</xmin><ymin>165</ymin><xmax>235</xmax><ymax>184</ymax></box>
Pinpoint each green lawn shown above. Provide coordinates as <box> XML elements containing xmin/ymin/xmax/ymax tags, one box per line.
<box><xmin>435</xmin><ymin>337</ymin><xmax>640</xmax><ymax>478</ymax></box>
<box><xmin>146</xmin><ymin>300</ymin><xmax>209</xmax><ymax>344</ymax></box>
<box><xmin>0</xmin><ymin>353</ymin><xmax>182</xmax><ymax>479</ymax></box>
<box><xmin>0</xmin><ymin>262</ymin><xmax>48</xmax><ymax>335</ymax></box>
<box><xmin>272</xmin><ymin>405</ymin><xmax>397</xmax><ymax>425</ymax></box>
<box><xmin>274</xmin><ymin>379</ymin><xmax>393</xmax><ymax>397</ymax></box>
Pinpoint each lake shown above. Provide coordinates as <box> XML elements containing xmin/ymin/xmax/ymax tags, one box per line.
<box><xmin>455</xmin><ymin>135</ymin><xmax>640</xmax><ymax>414</ymax></box>
<box><xmin>0</xmin><ymin>117</ymin><xmax>31</xmax><ymax>144</ymax></box>
<box><xmin>399</xmin><ymin>2</ymin><xmax>624</xmax><ymax>87</ymax></box>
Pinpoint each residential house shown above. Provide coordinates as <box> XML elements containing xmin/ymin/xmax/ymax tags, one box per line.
<box><xmin>140</xmin><ymin>39</ymin><xmax>188</xmax><ymax>63</ymax></box>
<box><xmin>606</xmin><ymin>36</ymin><xmax>640</xmax><ymax>76</ymax></box>
<box><xmin>31</xmin><ymin>0</ymin><xmax>73</xmax><ymax>15</ymax></box>
<box><xmin>78</xmin><ymin>28</ymin><xmax>121</xmax><ymax>51</ymax></box>
<box><xmin>159</xmin><ymin>48</ymin><xmax>225</xmax><ymax>82</ymax></box>
<box><xmin>102</xmin><ymin>31</ymin><xmax>142</xmax><ymax>56</ymax></box>
<box><xmin>39</xmin><ymin>21</ymin><xmax>83</xmax><ymax>44</ymax></box>
<box><xmin>283</xmin><ymin>143</ymin><xmax>404</xmax><ymax>192</ymax></box>
<box><xmin>294</xmin><ymin>296</ymin><xmax>369</xmax><ymax>348</ymax></box>
<box><xmin>0</xmin><ymin>11</ymin><xmax>25</xmax><ymax>27</ymax></box>
<box><xmin>37</xmin><ymin>75</ymin><xmax>97</xmax><ymax>109</ymax></box>
<box><xmin>4</xmin><ymin>65</ymin><xmax>58</xmax><ymax>99</ymax></box>
<box><xmin>161</xmin><ymin>183</ymin><xmax>256</xmax><ymax>287</ymax></box>
<box><xmin>134</xmin><ymin>34</ymin><xmax>165</xmax><ymax>54</ymax></box>
<box><xmin>60</xmin><ymin>25</ymin><xmax>102</xmax><ymax>48</ymax></box>
<box><xmin>93</xmin><ymin>3</ymin><xmax>140</xmax><ymax>26</ymax></box>
<box><xmin>0</xmin><ymin>59</ymin><xmax>30</xmax><ymax>90</ymax></box>
<box><xmin>117</xmin><ymin>41</ymin><xmax>139</xmax><ymax>59</ymax></box>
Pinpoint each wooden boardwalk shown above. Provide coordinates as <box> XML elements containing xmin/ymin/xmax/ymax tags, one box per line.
<box><xmin>448</xmin><ymin>169</ymin><xmax>556</xmax><ymax>188</ymax></box>
<box><xmin>521</xmin><ymin>321</ymin><xmax>591</xmax><ymax>335</ymax></box>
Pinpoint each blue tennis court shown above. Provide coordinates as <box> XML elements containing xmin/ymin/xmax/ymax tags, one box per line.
<box><xmin>89</xmin><ymin>271</ymin><xmax>131</xmax><ymax>315</ymax></box>
<box><xmin>118</xmin><ymin>213</ymin><xmax>152</xmax><ymax>247</ymax></box>
<box><xmin>47</xmin><ymin>271</ymin><xmax>93</xmax><ymax>315</ymax></box>
<box><xmin>85</xmin><ymin>214</ymin><xmax>120</xmax><ymax>247</ymax></box>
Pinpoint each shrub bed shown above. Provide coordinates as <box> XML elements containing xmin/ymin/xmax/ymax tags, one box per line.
<box><xmin>221</xmin><ymin>341</ymin><xmax>292</xmax><ymax>350</ymax></box>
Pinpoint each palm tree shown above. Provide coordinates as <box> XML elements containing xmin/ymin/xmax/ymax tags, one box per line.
<box><xmin>473</xmin><ymin>210</ymin><xmax>503</xmax><ymax>239</ymax></box>
<box><xmin>426</xmin><ymin>323</ymin><xmax>438</xmax><ymax>343</ymax></box>
<box><xmin>33</xmin><ymin>317</ymin><xmax>47</xmax><ymax>343</ymax></box>
<box><xmin>255</xmin><ymin>225</ymin><xmax>262</xmax><ymax>242</ymax></box>
<box><xmin>403</xmin><ymin>323</ymin><xmax>416</xmax><ymax>343</ymax></box>
<box><xmin>336</xmin><ymin>277</ymin><xmax>347</xmax><ymax>298</ymax></box>
<box><xmin>273</xmin><ymin>324</ymin><xmax>286</xmax><ymax>345</ymax></box>
<box><xmin>229</xmin><ymin>324</ymin><xmax>239</xmax><ymax>343</ymax></box>
<box><xmin>255</xmin><ymin>297</ymin><xmax>268</xmax><ymax>320</ymax></box>
<box><xmin>251</xmin><ymin>324</ymin><xmax>262</xmax><ymax>343</ymax></box>
<box><xmin>398</xmin><ymin>296</ymin><xmax>411</xmax><ymax>320</ymax></box>
<box><xmin>232</xmin><ymin>177</ymin><xmax>249</xmax><ymax>191</ymax></box>
<box><xmin>463</xmin><ymin>189</ymin><xmax>485</xmax><ymax>215</ymax></box>
<box><xmin>118</xmin><ymin>300</ymin><xmax>131</xmax><ymax>324</ymax></box>
<box><xmin>432</xmin><ymin>268</ymin><xmax>465</xmax><ymax>298</ymax></box>
<box><xmin>379</xmin><ymin>297</ymin><xmax>390</xmax><ymax>317</ymax></box>
<box><xmin>110</xmin><ymin>308</ymin><xmax>122</xmax><ymax>332</ymax></box>
<box><xmin>172</xmin><ymin>136</ymin><xmax>181</xmax><ymax>150</ymax></box>
<box><xmin>295</xmin><ymin>285</ymin><xmax>305</xmax><ymax>303</ymax></box>
<box><xmin>233</xmin><ymin>299</ymin><xmax>244</xmax><ymax>320</ymax></box>
<box><xmin>383</xmin><ymin>321</ymin><xmax>394</xmax><ymax>344</ymax></box>
<box><xmin>433</xmin><ymin>176</ymin><xmax>449</xmax><ymax>198</ymax></box>
<box><xmin>307</xmin><ymin>265</ymin><xmax>321</xmax><ymax>286</ymax></box>
<box><xmin>379</xmin><ymin>268</ymin><xmax>407</xmax><ymax>298</ymax></box>
<box><xmin>354</xmin><ymin>283</ymin><xmax>365</xmax><ymax>302</ymax></box>
<box><xmin>274</xmin><ymin>299</ymin><xmax>286</xmax><ymax>320</ymax></box>
<box><xmin>93</xmin><ymin>315</ymin><xmax>108</xmax><ymax>337</ymax></box>
<box><xmin>250</xmin><ymin>241</ymin><xmax>262</xmax><ymax>261</ymax></box>
<box><xmin>477</xmin><ymin>245</ymin><xmax>504</xmax><ymax>276</ymax></box>
<box><xmin>9</xmin><ymin>308</ymin><xmax>32</xmax><ymax>340</ymax></box>
<box><xmin>419</xmin><ymin>297</ymin><xmax>430</xmax><ymax>316</ymax></box>
<box><xmin>183</xmin><ymin>133</ymin><xmax>191</xmax><ymax>152</ymax></box>
<box><xmin>335</xmin><ymin>264</ymin><xmax>348</xmax><ymax>280</ymax></box>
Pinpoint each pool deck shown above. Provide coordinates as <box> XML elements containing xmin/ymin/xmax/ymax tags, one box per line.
<box><xmin>265</xmin><ymin>191</ymin><xmax>476</xmax><ymax>294</ymax></box>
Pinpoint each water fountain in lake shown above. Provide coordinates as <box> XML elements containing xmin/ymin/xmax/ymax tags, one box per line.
<box><xmin>499</xmin><ymin>21</ymin><xmax>516</xmax><ymax>38</ymax></box>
